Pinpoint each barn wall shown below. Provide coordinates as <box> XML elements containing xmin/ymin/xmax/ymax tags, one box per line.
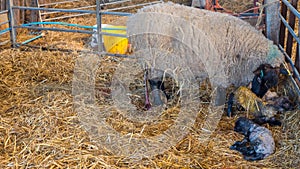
<box><xmin>0</xmin><ymin>0</ymin><xmax>45</xmax><ymax>24</ymax></box>
<box><xmin>0</xmin><ymin>13</ymin><xmax>8</xmax><ymax>30</ymax></box>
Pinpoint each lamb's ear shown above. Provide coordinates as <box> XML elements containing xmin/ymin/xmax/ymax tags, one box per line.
<box><xmin>253</xmin><ymin>64</ymin><xmax>267</xmax><ymax>76</ymax></box>
<box><xmin>279</xmin><ymin>67</ymin><xmax>289</xmax><ymax>75</ymax></box>
<box><xmin>253</xmin><ymin>66</ymin><xmax>263</xmax><ymax>76</ymax></box>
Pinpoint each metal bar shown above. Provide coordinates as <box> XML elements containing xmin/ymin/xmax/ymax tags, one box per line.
<box><xmin>279</xmin><ymin>45</ymin><xmax>300</xmax><ymax>81</ymax></box>
<box><xmin>22</xmin><ymin>22</ymin><xmax>94</xmax><ymax>29</ymax></box>
<box><xmin>41</xmin><ymin>0</ymin><xmax>131</xmax><ymax>15</ymax></box>
<box><xmin>280</xmin><ymin>15</ymin><xmax>300</xmax><ymax>45</ymax></box>
<box><xmin>0</xmin><ymin>20</ymin><xmax>8</xmax><ymax>26</ymax></box>
<box><xmin>279</xmin><ymin>0</ymin><xmax>287</xmax><ymax>48</ymax></box>
<box><xmin>12</xmin><ymin>6</ymin><xmax>96</xmax><ymax>14</ymax></box>
<box><xmin>286</xmin><ymin>0</ymin><xmax>297</xmax><ymax>57</ymax></box>
<box><xmin>12</xmin><ymin>6</ymin><xmax>132</xmax><ymax>16</ymax></box>
<box><xmin>105</xmin><ymin>1</ymin><xmax>161</xmax><ymax>12</ymax></box>
<box><xmin>2</xmin><ymin>25</ymin><xmax>126</xmax><ymax>37</ymax></box>
<box><xmin>0</xmin><ymin>10</ymin><xmax>8</xmax><ymax>14</ymax></box>
<box><xmin>39</xmin><ymin>0</ymin><xmax>80</xmax><ymax>7</ymax></box>
<box><xmin>101</xmin><ymin>11</ymin><xmax>132</xmax><ymax>16</ymax></box>
<box><xmin>96</xmin><ymin>0</ymin><xmax>102</xmax><ymax>52</ymax></box>
<box><xmin>20</xmin><ymin>34</ymin><xmax>43</xmax><ymax>45</ymax></box>
<box><xmin>8</xmin><ymin>0</ymin><xmax>16</xmax><ymax>47</ymax></box>
<box><xmin>42</xmin><ymin>13</ymin><xmax>92</xmax><ymax>21</ymax></box>
<box><xmin>278</xmin><ymin>45</ymin><xmax>300</xmax><ymax>95</ymax></box>
<box><xmin>37</xmin><ymin>0</ymin><xmax>43</xmax><ymax>26</ymax></box>
<box><xmin>0</xmin><ymin>30</ymin><xmax>9</xmax><ymax>36</ymax></box>
<box><xmin>295</xmin><ymin>20</ymin><xmax>300</xmax><ymax>71</ymax></box>
<box><xmin>281</xmin><ymin>0</ymin><xmax>300</xmax><ymax>18</ymax></box>
<box><xmin>41</xmin><ymin>5</ymin><xmax>96</xmax><ymax>15</ymax></box>
<box><xmin>101</xmin><ymin>32</ymin><xmax>127</xmax><ymax>38</ymax></box>
<box><xmin>105</xmin><ymin>52</ymin><xmax>131</xmax><ymax>58</ymax></box>
<box><xmin>101</xmin><ymin>0</ymin><xmax>131</xmax><ymax>6</ymax></box>
<box><xmin>14</xmin><ymin>26</ymin><xmax>94</xmax><ymax>34</ymax></box>
<box><xmin>0</xmin><ymin>40</ymin><xmax>10</xmax><ymax>45</ymax></box>
<box><xmin>20</xmin><ymin>44</ymin><xmax>132</xmax><ymax>58</ymax></box>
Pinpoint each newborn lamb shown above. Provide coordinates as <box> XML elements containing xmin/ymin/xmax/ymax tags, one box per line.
<box><xmin>230</xmin><ymin>117</ymin><xmax>275</xmax><ymax>161</ymax></box>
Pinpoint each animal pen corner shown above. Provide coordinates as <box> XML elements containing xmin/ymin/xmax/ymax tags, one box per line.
<box><xmin>0</xmin><ymin>0</ymin><xmax>300</xmax><ymax>91</ymax></box>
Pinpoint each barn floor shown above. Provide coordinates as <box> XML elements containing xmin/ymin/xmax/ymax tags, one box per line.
<box><xmin>0</xmin><ymin>1</ymin><xmax>300</xmax><ymax>168</ymax></box>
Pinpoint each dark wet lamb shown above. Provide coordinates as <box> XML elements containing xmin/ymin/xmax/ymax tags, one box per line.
<box><xmin>148</xmin><ymin>77</ymin><xmax>168</xmax><ymax>106</ymax></box>
<box><xmin>251</xmin><ymin>64</ymin><xmax>289</xmax><ymax>98</ymax></box>
<box><xmin>252</xmin><ymin>96</ymin><xmax>294</xmax><ymax>126</ymax></box>
<box><xmin>230</xmin><ymin>117</ymin><xmax>275</xmax><ymax>161</ymax></box>
<box><xmin>227</xmin><ymin>64</ymin><xmax>289</xmax><ymax>117</ymax></box>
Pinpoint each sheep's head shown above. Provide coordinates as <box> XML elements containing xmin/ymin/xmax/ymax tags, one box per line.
<box><xmin>251</xmin><ymin>64</ymin><xmax>289</xmax><ymax>98</ymax></box>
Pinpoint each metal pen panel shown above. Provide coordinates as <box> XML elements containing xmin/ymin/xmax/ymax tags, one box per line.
<box><xmin>0</xmin><ymin>10</ymin><xmax>8</xmax><ymax>14</ymax></box>
<box><xmin>15</xmin><ymin>26</ymin><xmax>94</xmax><ymax>34</ymax></box>
<box><xmin>96</xmin><ymin>0</ymin><xmax>102</xmax><ymax>52</ymax></box>
<box><xmin>39</xmin><ymin>0</ymin><xmax>80</xmax><ymax>7</ymax></box>
<box><xmin>12</xmin><ymin>6</ymin><xmax>96</xmax><ymax>14</ymax></box>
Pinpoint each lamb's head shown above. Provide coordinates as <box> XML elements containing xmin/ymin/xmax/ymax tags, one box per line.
<box><xmin>234</xmin><ymin>117</ymin><xmax>256</xmax><ymax>136</ymax></box>
<box><xmin>251</xmin><ymin>64</ymin><xmax>289</xmax><ymax>98</ymax></box>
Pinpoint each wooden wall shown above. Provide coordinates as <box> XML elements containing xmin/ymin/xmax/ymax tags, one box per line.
<box><xmin>0</xmin><ymin>0</ymin><xmax>46</xmax><ymax>24</ymax></box>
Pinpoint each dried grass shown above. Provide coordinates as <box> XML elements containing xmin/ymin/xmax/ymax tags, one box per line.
<box><xmin>1</xmin><ymin>45</ymin><xmax>299</xmax><ymax>168</ymax></box>
<box><xmin>218</xmin><ymin>0</ymin><xmax>262</xmax><ymax>13</ymax></box>
<box><xmin>0</xmin><ymin>1</ymin><xmax>299</xmax><ymax>168</ymax></box>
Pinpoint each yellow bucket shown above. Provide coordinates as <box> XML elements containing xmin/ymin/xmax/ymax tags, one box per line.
<box><xmin>102</xmin><ymin>25</ymin><xmax>128</xmax><ymax>54</ymax></box>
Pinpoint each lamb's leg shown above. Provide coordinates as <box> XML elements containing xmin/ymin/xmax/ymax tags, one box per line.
<box><xmin>230</xmin><ymin>137</ymin><xmax>248</xmax><ymax>150</ymax></box>
<box><xmin>148</xmin><ymin>78</ymin><xmax>165</xmax><ymax>106</ymax></box>
<box><xmin>215</xmin><ymin>87</ymin><xmax>226</xmax><ymax>106</ymax></box>
<box><xmin>244</xmin><ymin>153</ymin><xmax>265</xmax><ymax>161</ymax></box>
<box><xmin>266</xmin><ymin>117</ymin><xmax>282</xmax><ymax>126</ymax></box>
<box><xmin>144</xmin><ymin>69</ymin><xmax>151</xmax><ymax>110</ymax></box>
<box><xmin>227</xmin><ymin>93</ymin><xmax>235</xmax><ymax>117</ymax></box>
<box><xmin>231</xmin><ymin>138</ymin><xmax>256</xmax><ymax>157</ymax></box>
<box><xmin>252</xmin><ymin>116</ymin><xmax>281</xmax><ymax>126</ymax></box>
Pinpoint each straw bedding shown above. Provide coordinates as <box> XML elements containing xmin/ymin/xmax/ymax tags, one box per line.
<box><xmin>0</xmin><ymin>1</ymin><xmax>299</xmax><ymax>169</ymax></box>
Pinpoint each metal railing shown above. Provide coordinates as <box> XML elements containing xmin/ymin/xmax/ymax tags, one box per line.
<box><xmin>39</xmin><ymin>0</ymin><xmax>161</xmax><ymax>21</ymax></box>
<box><xmin>279</xmin><ymin>0</ymin><xmax>300</xmax><ymax>89</ymax></box>
<box><xmin>0</xmin><ymin>0</ymin><xmax>163</xmax><ymax>58</ymax></box>
<box><xmin>4</xmin><ymin>0</ymin><xmax>134</xmax><ymax>54</ymax></box>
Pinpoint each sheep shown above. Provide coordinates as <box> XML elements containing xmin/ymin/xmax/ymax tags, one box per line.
<box><xmin>127</xmin><ymin>2</ymin><xmax>286</xmax><ymax>89</ymax></box>
<box><xmin>127</xmin><ymin>3</ymin><xmax>286</xmax><ymax>112</ymax></box>
<box><xmin>230</xmin><ymin>117</ymin><xmax>275</xmax><ymax>161</ymax></box>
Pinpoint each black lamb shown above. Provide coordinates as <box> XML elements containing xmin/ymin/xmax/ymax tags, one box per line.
<box><xmin>230</xmin><ymin>117</ymin><xmax>275</xmax><ymax>161</ymax></box>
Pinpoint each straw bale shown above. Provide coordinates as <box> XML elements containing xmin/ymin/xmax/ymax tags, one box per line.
<box><xmin>0</xmin><ymin>42</ymin><xmax>299</xmax><ymax>169</ymax></box>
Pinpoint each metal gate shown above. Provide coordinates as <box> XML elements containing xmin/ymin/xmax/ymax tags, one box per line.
<box><xmin>0</xmin><ymin>0</ymin><xmax>162</xmax><ymax>57</ymax></box>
